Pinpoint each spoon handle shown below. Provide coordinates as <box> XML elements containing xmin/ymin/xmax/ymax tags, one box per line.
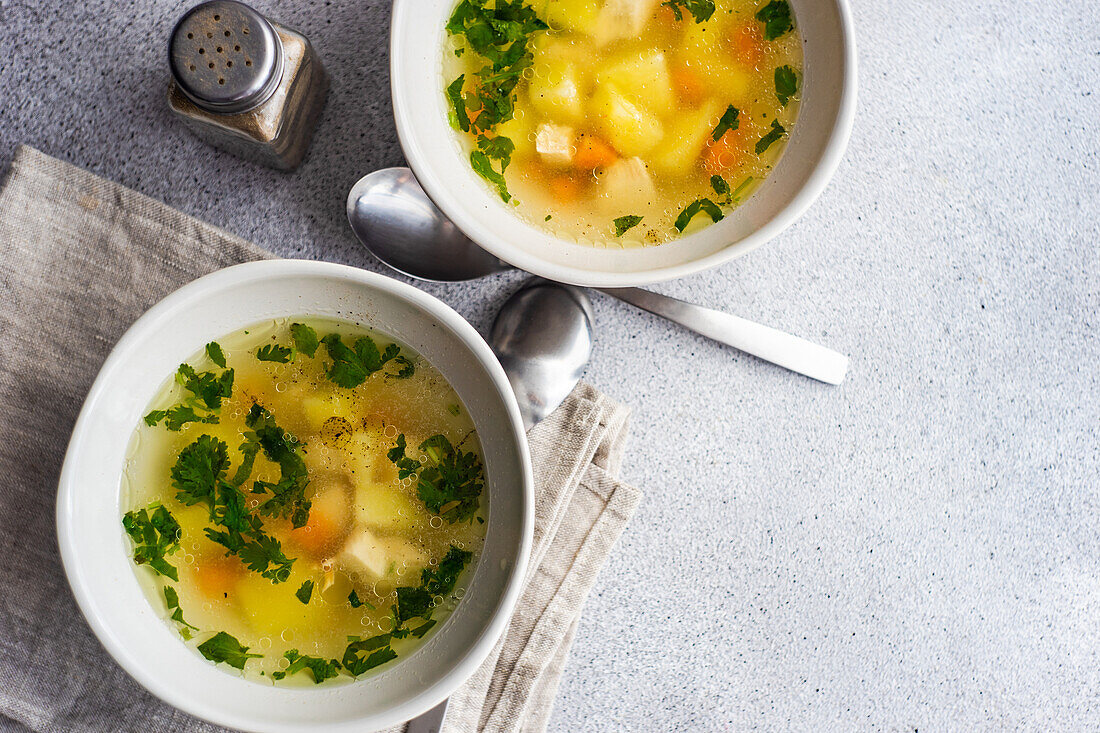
<box><xmin>595</xmin><ymin>287</ymin><xmax>849</xmax><ymax>385</ymax></box>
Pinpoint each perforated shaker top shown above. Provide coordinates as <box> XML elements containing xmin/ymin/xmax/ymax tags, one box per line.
<box><xmin>168</xmin><ymin>0</ymin><xmax>283</xmax><ymax>114</ymax></box>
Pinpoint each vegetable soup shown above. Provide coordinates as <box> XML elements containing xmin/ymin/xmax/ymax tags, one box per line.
<box><xmin>443</xmin><ymin>0</ymin><xmax>802</xmax><ymax>246</ymax></box>
<box><xmin>121</xmin><ymin>318</ymin><xmax>486</xmax><ymax>685</ymax></box>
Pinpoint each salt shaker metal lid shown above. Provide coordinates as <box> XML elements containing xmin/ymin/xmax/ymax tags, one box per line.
<box><xmin>168</xmin><ymin>0</ymin><xmax>283</xmax><ymax>114</ymax></box>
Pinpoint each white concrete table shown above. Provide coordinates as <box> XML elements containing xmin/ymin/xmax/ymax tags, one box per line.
<box><xmin>1</xmin><ymin>0</ymin><xmax>1097</xmax><ymax>728</ymax></box>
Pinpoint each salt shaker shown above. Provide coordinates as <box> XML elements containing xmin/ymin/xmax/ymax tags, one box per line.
<box><xmin>167</xmin><ymin>0</ymin><xmax>329</xmax><ymax>170</ymax></box>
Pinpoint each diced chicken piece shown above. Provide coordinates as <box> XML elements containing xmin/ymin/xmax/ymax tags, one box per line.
<box><xmin>592</xmin><ymin>0</ymin><xmax>659</xmax><ymax>46</ymax></box>
<box><xmin>337</xmin><ymin>526</ymin><xmax>427</xmax><ymax>581</ymax></box>
<box><xmin>536</xmin><ymin>123</ymin><xmax>575</xmax><ymax>167</ymax></box>
<box><xmin>598</xmin><ymin>157</ymin><xmax>657</xmax><ymax>214</ymax></box>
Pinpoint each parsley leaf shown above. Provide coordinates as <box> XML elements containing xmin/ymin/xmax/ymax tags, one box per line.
<box><xmin>477</xmin><ymin>134</ymin><xmax>515</xmax><ymax>169</ymax></box>
<box><xmin>295</xmin><ymin>580</ymin><xmax>314</xmax><ymax>604</ymax></box>
<box><xmin>122</xmin><ymin>504</ymin><xmax>182</xmax><ymax>581</ymax></box>
<box><xmin>756</xmin><ymin>0</ymin><xmax>793</xmax><ymax>40</ymax></box>
<box><xmin>409</xmin><ymin>619</ymin><xmax>437</xmax><ymax>639</ymax></box>
<box><xmin>661</xmin><ymin>0</ymin><xmax>715</xmax><ymax>22</ymax></box>
<box><xmin>389</xmin><ymin>434</ymin><xmax>485</xmax><ymax>522</ymax></box>
<box><xmin>775</xmin><ymin>66</ymin><xmax>798</xmax><ymax>105</ymax></box>
<box><xmin>387</xmin><ymin>355</ymin><xmax>415</xmax><ymax>379</ymax></box>
<box><xmin>470</xmin><ymin>150</ymin><xmax>511</xmax><ymax>203</ymax></box>
<box><xmin>342</xmin><ymin>633</ymin><xmax>397</xmax><ymax>676</ymax></box>
<box><xmin>710</xmin><ymin>175</ymin><xmax>730</xmax><ymax>198</ymax></box>
<box><xmin>395</xmin><ymin>586</ymin><xmax>433</xmax><ymax>626</ymax></box>
<box><xmin>289</xmin><ymin>323</ymin><xmax>319</xmax><ymax>358</ymax></box>
<box><xmin>144</xmin><ymin>405</ymin><xmax>218</xmax><ymax>431</ymax></box>
<box><xmin>177</xmin><ymin>363</ymin><xmax>234</xmax><ymax>410</ymax></box>
<box><xmin>674</xmin><ymin>198</ymin><xmax>725</xmax><ymax>232</ymax></box>
<box><xmin>246</xmin><ymin>404</ymin><xmax>311</xmax><ymax>528</ymax></box>
<box><xmin>348</xmin><ymin>590</ymin><xmax>365</xmax><ymax>608</ymax></box>
<box><xmin>271</xmin><ymin>649</ymin><xmax>340</xmax><ymax>684</ymax></box>
<box><xmin>197</xmin><ymin>631</ymin><xmax>261</xmax><ymax>670</ymax></box>
<box><xmin>236</xmin><ymin>533</ymin><xmax>295</xmax><ymax>583</ymax></box>
<box><xmin>755</xmin><ymin>119</ymin><xmax>787</xmax><ymax>154</ymax></box>
<box><xmin>170</xmin><ymin>434</ymin><xmax>230</xmax><ymax>509</ymax></box>
<box><xmin>613</xmin><ymin>215</ymin><xmax>643</xmax><ymax>237</ymax></box>
<box><xmin>712</xmin><ymin>105</ymin><xmax>740</xmax><ymax>141</ymax></box>
<box><xmin>205</xmin><ymin>342</ymin><xmax>227</xmax><ymax>368</ymax></box>
<box><xmin>421</xmin><ymin>546</ymin><xmax>474</xmax><ymax>597</ymax></box>
<box><xmin>321</xmin><ymin>333</ymin><xmax>401</xmax><ymax>388</ymax></box>
<box><xmin>256</xmin><ymin>344</ymin><xmax>292</xmax><ymax>363</ymax></box>
<box><xmin>164</xmin><ymin>585</ymin><xmax>199</xmax><ymax>637</ymax></box>
<box><xmin>446</xmin><ymin>75</ymin><xmax>472</xmax><ymax>132</ymax></box>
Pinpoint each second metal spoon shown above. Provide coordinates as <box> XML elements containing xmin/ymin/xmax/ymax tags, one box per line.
<box><xmin>348</xmin><ymin>168</ymin><xmax>848</xmax><ymax>385</ymax></box>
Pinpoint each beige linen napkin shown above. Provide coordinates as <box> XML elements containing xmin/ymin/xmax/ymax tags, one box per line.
<box><xmin>0</xmin><ymin>145</ymin><xmax>641</xmax><ymax>733</ymax></box>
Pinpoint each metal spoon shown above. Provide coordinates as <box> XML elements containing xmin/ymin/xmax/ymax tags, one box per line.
<box><xmin>348</xmin><ymin>167</ymin><xmax>848</xmax><ymax>385</ymax></box>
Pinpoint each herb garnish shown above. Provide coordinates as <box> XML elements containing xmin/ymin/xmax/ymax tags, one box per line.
<box><xmin>756</xmin><ymin>0</ymin><xmax>793</xmax><ymax>40</ymax></box>
<box><xmin>206</xmin><ymin>342</ymin><xmax>227</xmax><ymax>368</ymax></box>
<box><xmin>388</xmin><ymin>434</ymin><xmax>485</xmax><ymax>523</ymax></box>
<box><xmin>171</xmin><ymin>433</ymin><xmax>230</xmax><ymax>509</ymax></box>
<box><xmin>271</xmin><ymin>650</ymin><xmax>341</xmax><ymax>684</ymax></box>
<box><xmin>712</xmin><ymin>105</ymin><xmax>740</xmax><ymax>141</ymax></box>
<box><xmin>295</xmin><ymin>580</ymin><xmax>314</xmax><ymax>604</ymax></box>
<box><xmin>673</xmin><ymin>198</ymin><xmax>725</xmax><ymax>232</ymax></box>
<box><xmin>662</xmin><ymin>0</ymin><xmax>716</xmax><ymax>23</ymax></box>
<box><xmin>731</xmin><ymin>176</ymin><xmax>755</xmax><ymax>201</ymax></box>
<box><xmin>256</xmin><ymin>344</ymin><xmax>292</xmax><ymax>363</ymax></box>
<box><xmin>164</xmin><ymin>586</ymin><xmax>199</xmax><ymax>639</ymax></box>
<box><xmin>755</xmin><ymin>119</ymin><xmax>787</xmax><ymax>154</ymax></box>
<box><xmin>348</xmin><ymin>590</ymin><xmax>375</xmax><ymax>609</ymax></box>
<box><xmin>613</xmin><ymin>215</ymin><xmax>643</xmax><ymax>237</ymax></box>
<box><xmin>388</xmin><ymin>355</ymin><xmax>415</xmax><ymax>379</ymax></box>
<box><xmin>342</xmin><ymin>545</ymin><xmax>471</xmax><ymax>676</ymax></box>
<box><xmin>177</xmin><ymin>363</ymin><xmax>234</xmax><ymax>410</ymax></box>
<box><xmin>122</xmin><ymin>504</ymin><xmax>182</xmax><ymax>581</ymax></box>
<box><xmin>444</xmin><ymin>0</ymin><xmax>548</xmax><ymax>202</ymax></box>
<box><xmin>775</xmin><ymin>66</ymin><xmax>797</xmax><ymax>106</ymax></box>
<box><xmin>321</xmin><ymin>333</ymin><xmax>401</xmax><ymax>388</ymax></box>
<box><xmin>289</xmin><ymin>323</ymin><xmax>319</xmax><ymax>358</ymax></box>
<box><xmin>197</xmin><ymin>631</ymin><xmax>261</xmax><ymax>670</ymax></box>
<box><xmin>245</xmin><ymin>404</ymin><xmax>311</xmax><ymax>529</ymax></box>
<box><xmin>710</xmin><ymin>175</ymin><xmax>731</xmax><ymax>199</ymax></box>
<box><xmin>144</xmin><ymin>405</ymin><xmax>218</xmax><ymax>432</ymax></box>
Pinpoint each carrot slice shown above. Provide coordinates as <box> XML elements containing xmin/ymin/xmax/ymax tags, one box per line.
<box><xmin>671</xmin><ymin>66</ymin><xmax>705</xmax><ymax>105</ymax></box>
<box><xmin>549</xmin><ymin>175</ymin><xmax>582</xmax><ymax>203</ymax></box>
<box><xmin>193</xmin><ymin>558</ymin><xmax>242</xmax><ymax>601</ymax></box>
<box><xmin>728</xmin><ymin>22</ymin><xmax>764</xmax><ymax>68</ymax></box>
<box><xmin>574</xmin><ymin>134</ymin><xmax>618</xmax><ymax>171</ymax></box>
<box><xmin>703</xmin><ymin>133</ymin><xmax>746</xmax><ymax>175</ymax></box>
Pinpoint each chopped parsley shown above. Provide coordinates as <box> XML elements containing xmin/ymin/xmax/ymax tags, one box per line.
<box><xmin>122</xmin><ymin>504</ymin><xmax>182</xmax><ymax>581</ymax></box>
<box><xmin>712</xmin><ymin>105</ymin><xmax>740</xmax><ymax>141</ymax></box>
<box><xmin>444</xmin><ymin>0</ymin><xmax>548</xmax><ymax>202</ymax></box>
<box><xmin>321</xmin><ymin>333</ymin><xmax>401</xmax><ymax>388</ymax></box>
<box><xmin>755</xmin><ymin>119</ymin><xmax>787</xmax><ymax>154</ymax></box>
<box><xmin>388</xmin><ymin>355</ymin><xmax>415</xmax><ymax>379</ymax></box>
<box><xmin>164</xmin><ymin>586</ymin><xmax>198</xmax><ymax>638</ymax></box>
<box><xmin>342</xmin><ymin>545</ymin><xmax>472</xmax><ymax>676</ymax></box>
<box><xmin>295</xmin><ymin>580</ymin><xmax>314</xmax><ymax>604</ymax></box>
<box><xmin>144</xmin><ymin>405</ymin><xmax>218</xmax><ymax>431</ymax></box>
<box><xmin>388</xmin><ymin>434</ymin><xmax>485</xmax><ymax>523</ymax></box>
<box><xmin>171</xmin><ymin>434</ymin><xmax>230</xmax><ymax>509</ymax></box>
<box><xmin>197</xmin><ymin>631</ymin><xmax>261</xmax><ymax>670</ymax></box>
<box><xmin>674</xmin><ymin>198</ymin><xmax>725</xmax><ymax>232</ymax></box>
<box><xmin>613</xmin><ymin>215</ymin><xmax>643</xmax><ymax>237</ymax></box>
<box><xmin>756</xmin><ymin>0</ymin><xmax>793</xmax><ymax>40</ymax></box>
<box><xmin>348</xmin><ymin>590</ymin><xmax>374</xmax><ymax>609</ymax></box>
<box><xmin>661</xmin><ymin>0</ymin><xmax>715</xmax><ymax>23</ymax></box>
<box><xmin>271</xmin><ymin>649</ymin><xmax>340</xmax><ymax>684</ymax></box>
<box><xmin>205</xmin><ymin>342</ymin><xmax>227</xmax><ymax>368</ymax></box>
<box><xmin>177</xmin><ymin>363</ymin><xmax>234</xmax><ymax>410</ymax></box>
<box><xmin>289</xmin><ymin>323</ymin><xmax>319</xmax><ymax>358</ymax></box>
<box><xmin>775</xmin><ymin>66</ymin><xmax>798</xmax><ymax>106</ymax></box>
<box><xmin>256</xmin><ymin>344</ymin><xmax>292</xmax><ymax>363</ymax></box>
<box><xmin>245</xmin><ymin>404</ymin><xmax>311</xmax><ymax>529</ymax></box>
<box><xmin>710</xmin><ymin>175</ymin><xmax>731</xmax><ymax>199</ymax></box>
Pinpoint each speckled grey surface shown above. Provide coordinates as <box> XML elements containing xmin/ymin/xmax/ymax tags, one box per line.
<box><xmin>2</xmin><ymin>0</ymin><xmax>1099</xmax><ymax>730</ymax></box>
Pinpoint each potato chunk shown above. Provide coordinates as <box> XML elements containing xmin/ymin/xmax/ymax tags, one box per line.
<box><xmin>591</xmin><ymin>0</ymin><xmax>659</xmax><ymax>46</ymax></box>
<box><xmin>528</xmin><ymin>63</ymin><xmax>585</xmax><ymax>124</ymax></box>
<box><xmin>651</xmin><ymin>100</ymin><xmax>722</xmax><ymax>176</ymax></box>
<box><xmin>598</xmin><ymin>49</ymin><xmax>674</xmax><ymax>114</ymax></box>
<box><xmin>544</xmin><ymin>0</ymin><xmax>600</xmax><ymax>34</ymax></box>
<box><xmin>598</xmin><ymin>156</ymin><xmax>657</xmax><ymax>214</ymax></box>
<box><xmin>592</xmin><ymin>85</ymin><xmax>663</xmax><ymax>157</ymax></box>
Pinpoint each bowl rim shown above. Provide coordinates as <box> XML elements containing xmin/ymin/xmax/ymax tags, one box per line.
<box><xmin>390</xmin><ymin>0</ymin><xmax>858</xmax><ymax>287</ymax></box>
<box><xmin>55</xmin><ymin>259</ymin><xmax>534</xmax><ymax>732</ymax></box>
